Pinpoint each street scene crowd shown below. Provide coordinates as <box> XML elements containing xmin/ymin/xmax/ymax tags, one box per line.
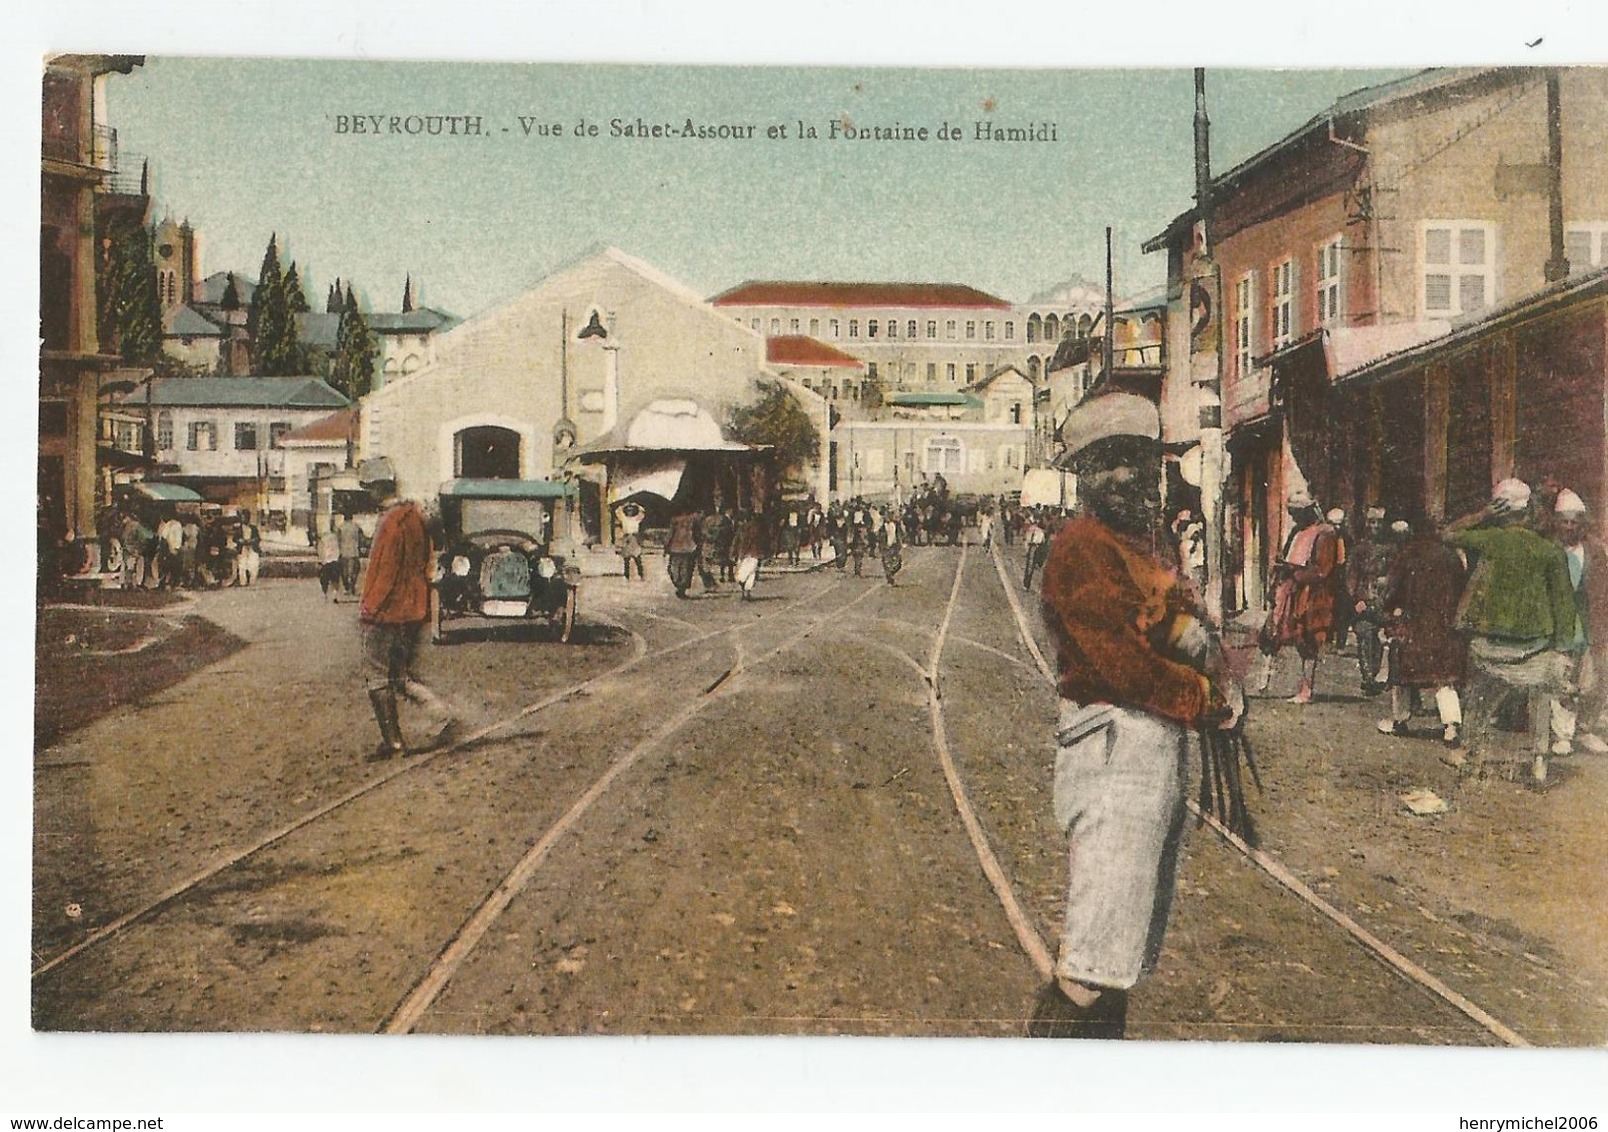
<box><xmin>1242</xmin><ymin>475</ymin><xmax>1601</xmax><ymax>788</ymax></box>
<box><xmin>41</xmin><ymin>502</ymin><xmax>265</xmax><ymax>597</ymax></box>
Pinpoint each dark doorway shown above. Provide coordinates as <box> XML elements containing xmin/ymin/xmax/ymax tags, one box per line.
<box><xmin>454</xmin><ymin>426</ymin><xmax>521</xmax><ymax>479</ymax></box>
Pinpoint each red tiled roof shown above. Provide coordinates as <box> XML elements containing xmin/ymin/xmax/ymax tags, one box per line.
<box><xmin>281</xmin><ymin>407</ymin><xmax>355</xmax><ymax>443</ymax></box>
<box><xmin>712</xmin><ymin>281</ymin><xmax>1010</xmax><ymax>310</ymax></box>
<box><xmin>765</xmin><ymin>335</ymin><xmax>865</xmax><ymax>369</ymax></box>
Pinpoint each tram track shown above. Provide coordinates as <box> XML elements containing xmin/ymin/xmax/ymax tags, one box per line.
<box><xmin>382</xmin><ymin>570</ymin><xmax>894</xmax><ymax>1032</ymax></box>
<box><xmin>842</xmin><ymin>547</ymin><xmax>1056</xmax><ymax>984</ymax></box>
<box><xmin>30</xmin><ymin>571</ymin><xmax>850</xmax><ymax>983</ymax></box>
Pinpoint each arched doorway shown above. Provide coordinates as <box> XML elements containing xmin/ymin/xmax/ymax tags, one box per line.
<box><xmin>455</xmin><ymin>425</ymin><xmax>522</xmax><ymax>479</ymax></box>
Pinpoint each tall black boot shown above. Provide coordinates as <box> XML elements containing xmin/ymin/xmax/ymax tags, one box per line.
<box><xmin>1026</xmin><ymin>981</ymin><xmax>1128</xmax><ymax>1040</ymax></box>
<box><xmin>367</xmin><ymin>688</ymin><xmax>405</xmax><ymax>761</ymax></box>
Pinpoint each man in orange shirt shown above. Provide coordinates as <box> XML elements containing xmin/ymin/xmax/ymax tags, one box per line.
<box><xmin>1032</xmin><ymin>392</ymin><xmax>1242</xmax><ymax>1039</ymax></box>
<box><xmin>359</xmin><ymin>457</ymin><xmax>460</xmax><ymax>761</ymax></box>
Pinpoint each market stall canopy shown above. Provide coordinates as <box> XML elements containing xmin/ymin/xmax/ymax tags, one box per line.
<box><xmin>889</xmin><ymin>391</ymin><xmax>984</xmax><ymax>409</ymax></box>
<box><xmin>572</xmin><ymin>399</ymin><xmax>767</xmax><ymax>461</ymax></box>
<box><xmin>126</xmin><ymin>482</ymin><xmax>204</xmax><ymax>503</ymax></box>
<box><xmin>439</xmin><ymin>478</ymin><xmax>575</xmax><ymax>500</ymax></box>
<box><xmin>612</xmin><ymin>459</ymin><xmax>688</xmax><ymax>501</ymax></box>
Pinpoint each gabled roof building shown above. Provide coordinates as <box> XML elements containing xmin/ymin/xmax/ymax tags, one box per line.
<box><xmin>1144</xmin><ymin>66</ymin><xmax>1608</xmax><ymax>614</ymax></box>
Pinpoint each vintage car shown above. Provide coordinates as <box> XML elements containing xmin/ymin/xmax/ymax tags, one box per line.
<box><xmin>432</xmin><ymin>478</ymin><xmax>580</xmax><ymax>644</ymax></box>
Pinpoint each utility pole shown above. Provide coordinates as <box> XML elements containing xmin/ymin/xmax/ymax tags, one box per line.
<box><xmin>1103</xmin><ymin>227</ymin><xmax>1115</xmax><ymax>379</ymax></box>
<box><xmin>1543</xmin><ymin>68</ymin><xmax>1570</xmax><ymax>284</ymax></box>
<box><xmin>1191</xmin><ymin>67</ymin><xmax>1228</xmax><ymax>622</ymax></box>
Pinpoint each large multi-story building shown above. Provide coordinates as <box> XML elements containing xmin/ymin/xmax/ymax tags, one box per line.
<box><xmin>40</xmin><ymin>53</ymin><xmax>146</xmax><ymax>547</ymax></box>
<box><xmin>709</xmin><ymin>280</ymin><xmax>1100</xmax><ymax>391</ymax></box>
<box><xmin>1144</xmin><ymin>66</ymin><xmax>1608</xmax><ymax>613</ymax></box>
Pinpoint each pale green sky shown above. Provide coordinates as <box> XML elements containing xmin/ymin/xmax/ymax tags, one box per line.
<box><xmin>107</xmin><ymin>60</ymin><xmax>1413</xmax><ymax>318</ymax></box>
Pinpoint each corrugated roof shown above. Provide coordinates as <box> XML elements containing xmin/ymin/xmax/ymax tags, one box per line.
<box><xmin>295</xmin><ymin>308</ymin><xmax>459</xmax><ymax>349</ymax></box>
<box><xmin>124</xmin><ymin>377</ymin><xmax>351</xmax><ymax>409</ymax></box>
<box><xmin>162</xmin><ymin>304</ymin><xmax>224</xmax><ymax>337</ymax></box>
<box><xmin>279</xmin><ymin>407</ymin><xmax>356</xmax><ymax>443</ymax></box>
<box><xmin>193</xmin><ymin>272</ymin><xmax>256</xmax><ymax>306</ymax></box>
<box><xmin>711</xmin><ymin>281</ymin><xmax>1010</xmax><ymax>310</ymax></box>
<box><xmin>1142</xmin><ymin>67</ymin><xmax>1501</xmax><ymax>253</ymax></box>
<box><xmin>296</xmin><ymin>312</ymin><xmax>342</xmax><ymax>349</ymax></box>
<box><xmin>368</xmin><ymin>308</ymin><xmax>459</xmax><ymax>332</ymax></box>
<box><xmin>765</xmin><ymin>335</ymin><xmax>865</xmax><ymax>369</ymax></box>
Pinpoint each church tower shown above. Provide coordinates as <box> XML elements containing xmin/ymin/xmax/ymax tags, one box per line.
<box><xmin>151</xmin><ymin>215</ymin><xmax>197</xmax><ymax>310</ymax></box>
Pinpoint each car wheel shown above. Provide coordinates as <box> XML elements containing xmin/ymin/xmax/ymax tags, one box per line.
<box><xmin>556</xmin><ymin>586</ymin><xmax>577</xmax><ymax>643</ymax></box>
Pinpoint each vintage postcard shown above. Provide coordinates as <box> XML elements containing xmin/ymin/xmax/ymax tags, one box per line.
<box><xmin>18</xmin><ymin>7</ymin><xmax>1608</xmax><ymax>1116</ymax></box>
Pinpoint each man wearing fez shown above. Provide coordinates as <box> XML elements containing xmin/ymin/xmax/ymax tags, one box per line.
<box><xmin>1444</xmin><ymin>477</ymin><xmax>1575</xmax><ymax>784</ymax></box>
<box><xmin>358</xmin><ymin>457</ymin><xmax>461</xmax><ymax>761</ymax></box>
<box><xmin>1034</xmin><ymin>392</ymin><xmax>1243</xmax><ymax>1038</ymax></box>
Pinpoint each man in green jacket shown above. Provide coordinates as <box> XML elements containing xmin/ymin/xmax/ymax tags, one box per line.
<box><xmin>1445</xmin><ymin>478</ymin><xmax>1577</xmax><ymax>784</ymax></box>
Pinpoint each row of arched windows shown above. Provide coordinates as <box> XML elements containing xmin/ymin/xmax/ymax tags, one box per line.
<box><xmin>1024</xmin><ymin>311</ymin><xmax>1097</xmax><ymax>344</ymax></box>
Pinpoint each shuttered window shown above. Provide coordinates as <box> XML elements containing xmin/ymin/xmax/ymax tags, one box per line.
<box><xmin>1422</xmin><ymin>221</ymin><xmax>1495</xmax><ymax>317</ymax></box>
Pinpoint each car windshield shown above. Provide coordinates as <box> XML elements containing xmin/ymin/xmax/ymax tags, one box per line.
<box><xmin>458</xmin><ymin>498</ymin><xmax>550</xmax><ymax>539</ymax></box>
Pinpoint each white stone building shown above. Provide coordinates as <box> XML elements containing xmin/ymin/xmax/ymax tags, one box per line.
<box><xmin>121</xmin><ymin>375</ymin><xmax>351</xmax><ymax>523</ymax></box>
<box><xmin>360</xmin><ymin>247</ymin><xmax>824</xmax><ymax>538</ymax></box>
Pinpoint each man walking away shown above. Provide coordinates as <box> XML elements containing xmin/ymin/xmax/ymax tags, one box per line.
<box><xmin>1444</xmin><ymin>478</ymin><xmax>1576</xmax><ymax>784</ymax></box>
<box><xmin>358</xmin><ymin>458</ymin><xmax>461</xmax><ymax>761</ymax></box>
<box><xmin>317</xmin><ymin>521</ymin><xmax>341</xmax><ymax>599</ymax></box>
<box><xmin>1376</xmin><ymin>519</ymin><xmax>1467</xmax><ymax>747</ymax></box>
<box><xmin>1348</xmin><ymin>506</ymin><xmax>1395</xmax><ymax>695</ymax></box>
<box><xmin>337</xmin><ymin>512</ymin><xmax>363</xmax><ymax>597</ymax></box>
<box><xmin>1021</xmin><ymin>511</ymin><xmax>1047</xmax><ymax>590</ymax></box>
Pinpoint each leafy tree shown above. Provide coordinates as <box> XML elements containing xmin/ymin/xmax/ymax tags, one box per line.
<box><xmin>150</xmin><ymin>354</ymin><xmax>213</xmax><ymax>380</ymax></box>
<box><xmin>862</xmin><ymin>369</ymin><xmax>887</xmax><ymax>413</ymax></box>
<box><xmin>330</xmin><ymin>284</ymin><xmax>377</xmax><ymax>400</ymax></box>
<box><xmin>727</xmin><ymin>382</ymin><xmax>821</xmax><ymax>477</ymax></box>
<box><xmin>99</xmin><ymin>222</ymin><xmax>162</xmax><ymax>362</ymax></box>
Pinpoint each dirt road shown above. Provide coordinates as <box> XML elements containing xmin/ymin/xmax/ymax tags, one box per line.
<box><xmin>31</xmin><ymin>546</ymin><xmax>1608</xmax><ymax>1045</ymax></box>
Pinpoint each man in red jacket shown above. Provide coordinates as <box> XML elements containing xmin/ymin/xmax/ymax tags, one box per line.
<box><xmin>359</xmin><ymin>457</ymin><xmax>460</xmax><ymax>761</ymax></box>
<box><xmin>1032</xmin><ymin>392</ymin><xmax>1242</xmax><ymax>1039</ymax></box>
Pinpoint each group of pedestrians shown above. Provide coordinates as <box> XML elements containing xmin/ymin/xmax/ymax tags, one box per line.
<box><xmin>315</xmin><ymin>513</ymin><xmax>366</xmax><ymax>600</ymax></box>
<box><xmin>661</xmin><ymin>504</ymin><xmax>770</xmax><ymax>600</ymax></box>
<box><xmin>1247</xmin><ymin>477</ymin><xmax>1601</xmax><ymax>783</ymax></box>
<box><xmin>1025</xmin><ymin>386</ymin><xmax>1605</xmax><ymax>1041</ymax></box>
<box><xmin>79</xmin><ymin>504</ymin><xmax>262</xmax><ymax>592</ymax></box>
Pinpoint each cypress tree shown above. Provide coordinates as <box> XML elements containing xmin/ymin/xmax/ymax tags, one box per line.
<box><xmin>284</xmin><ymin>261</ymin><xmax>310</xmax><ymax>313</ymax></box>
<box><xmin>221</xmin><ymin>272</ymin><xmax>240</xmax><ymax>311</ymax></box>
<box><xmin>331</xmin><ymin>284</ymin><xmax>376</xmax><ymax>399</ymax></box>
<box><xmin>401</xmin><ymin>274</ymin><xmax>413</xmax><ymax>313</ymax></box>
<box><xmin>247</xmin><ymin>234</ymin><xmax>289</xmax><ymax>373</ymax></box>
<box><xmin>326</xmin><ymin>278</ymin><xmax>343</xmax><ymax>314</ymax></box>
